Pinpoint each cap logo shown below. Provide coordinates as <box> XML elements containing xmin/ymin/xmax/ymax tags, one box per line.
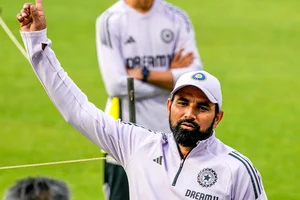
<box><xmin>191</xmin><ymin>72</ymin><xmax>206</xmax><ymax>81</ymax></box>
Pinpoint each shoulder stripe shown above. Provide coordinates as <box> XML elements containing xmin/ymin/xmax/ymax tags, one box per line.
<box><xmin>164</xmin><ymin>3</ymin><xmax>192</xmax><ymax>32</ymax></box>
<box><xmin>231</xmin><ymin>151</ymin><xmax>262</xmax><ymax>194</ymax></box>
<box><xmin>255</xmin><ymin>167</ymin><xmax>263</xmax><ymax>186</ymax></box>
<box><xmin>99</xmin><ymin>12</ymin><xmax>114</xmax><ymax>48</ymax></box>
<box><xmin>121</xmin><ymin>121</ymin><xmax>154</xmax><ymax>133</ymax></box>
<box><xmin>229</xmin><ymin>151</ymin><xmax>262</xmax><ymax>199</ymax></box>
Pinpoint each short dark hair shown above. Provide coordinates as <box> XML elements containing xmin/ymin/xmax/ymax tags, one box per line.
<box><xmin>4</xmin><ymin>176</ymin><xmax>70</xmax><ymax>200</ymax></box>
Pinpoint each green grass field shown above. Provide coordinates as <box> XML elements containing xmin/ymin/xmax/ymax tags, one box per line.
<box><xmin>0</xmin><ymin>0</ymin><xmax>299</xmax><ymax>199</ymax></box>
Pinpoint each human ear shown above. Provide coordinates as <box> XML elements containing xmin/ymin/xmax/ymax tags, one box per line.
<box><xmin>167</xmin><ymin>98</ymin><xmax>172</xmax><ymax>118</ymax></box>
<box><xmin>213</xmin><ymin>110</ymin><xmax>224</xmax><ymax>128</ymax></box>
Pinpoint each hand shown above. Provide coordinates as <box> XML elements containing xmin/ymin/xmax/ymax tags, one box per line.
<box><xmin>17</xmin><ymin>0</ymin><xmax>46</xmax><ymax>32</ymax></box>
<box><xmin>127</xmin><ymin>68</ymin><xmax>143</xmax><ymax>80</ymax></box>
<box><xmin>170</xmin><ymin>48</ymin><xmax>194</xmax><ymax>69</ymax></box>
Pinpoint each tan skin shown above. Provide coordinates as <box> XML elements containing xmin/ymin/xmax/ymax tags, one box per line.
<box><xmin>17</xmin><ymin>0</ymin><xmax>46</xmax><ymax>32</ymax></box>
<box><xmin>125</xmin><ymin>0</ymin><xmax>154</xmax><ymax>13</ymax></box>
<box><xmin>167</xmin><ymin>86</ymin><xmax>224</xmax><ymax>158</ymax></box>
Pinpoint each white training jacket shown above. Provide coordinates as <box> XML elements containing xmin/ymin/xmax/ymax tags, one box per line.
<box><xmin>96</xmin><ymin>0</ymin><xmax>203</xmax><ymax>133</ymax></box>
<box><xmin>21</xmin><ymin>30</ymin><xmax>268</xmax><ymax>200</ymax></box>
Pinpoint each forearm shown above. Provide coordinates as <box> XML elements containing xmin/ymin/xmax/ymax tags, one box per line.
<box><xmin>96</xmin><ymin>42</ymin><xmax>168</xmax><ymax>99</ymax></box>
<box><xmin>129</xmin><ymin>61</ymin><xmax>203</xmax><ymax>90</ymax></box>
<box><xmin>22</xmin><ymin>30</ymin><xmax>155</xmax><ymax>167</ymax></box>
<box><xmin>99</xmin><ymin>68</ymin><xmax>169</xmax><ymax>99</ymax></box>
<box><xmin>21</xmin><ymin>30</ymin><xmax>118</xmax><ymax>154</ymax></box>
<box><xmin>147</xmin><ymin>70</ymin><xmax>174</xmax><ymax>90</ymax></box>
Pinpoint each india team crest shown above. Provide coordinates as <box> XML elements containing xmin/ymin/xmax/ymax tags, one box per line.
<box><xmin>191</xmin><ymin>72</ymin><xmax>206</xmax><ymax>81</ymax></box>
<box><xmin>197</xmin><ymin>168</ymin><xmax>218</xmax><ymax>187</ymax></box>
<box><xmin>161</xmin><ymin>29</ymin><xmax>174</xmax><ymax>44</ymax></box>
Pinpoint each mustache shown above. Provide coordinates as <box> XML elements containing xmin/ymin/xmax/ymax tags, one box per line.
<box><xmin>177</xmin><ymin>118</ymin><xmax>200</xmax><ymax>129</ymax></box>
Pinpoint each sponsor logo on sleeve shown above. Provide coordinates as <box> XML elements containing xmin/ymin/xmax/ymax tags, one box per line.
<box><xmin>153</xmin><ymin>156</ymin><xmax>163</xmax><ymax>165</ymax></box>
<box><xmin>125</xmin><ymin>36</ymin><xmax>135</xmax><ymax>44</ymax></box>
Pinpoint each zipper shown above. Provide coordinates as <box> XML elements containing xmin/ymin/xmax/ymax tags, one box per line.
<box><xmin>172</xmin><ymin>149</ymin><xmax>193</xmax><ymax>186</ymax></box>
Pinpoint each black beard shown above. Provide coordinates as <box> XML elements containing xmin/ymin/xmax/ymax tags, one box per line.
<box><xmin>169</xmin><ymin>116</ymin><xmax>215</xmax><ymax>148</ymax></box>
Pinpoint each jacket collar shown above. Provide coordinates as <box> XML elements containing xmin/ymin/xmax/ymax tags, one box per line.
<box><xmin>168</xmin><ymin>131</ymin><xmax>217</xmax><ymax>157</ymax></box>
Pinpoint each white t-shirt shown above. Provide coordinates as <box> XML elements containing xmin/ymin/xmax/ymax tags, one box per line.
<box><xmin>96</xmin><ymin>0</ymin><xmax>203</xmax><ymax>133</ymax></box>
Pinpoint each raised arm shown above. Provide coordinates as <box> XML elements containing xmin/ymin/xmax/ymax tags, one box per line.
<box><xmin>17</xmin><ymin>0</ymin><xmax>150</xmax><ymax>166</ymax></box>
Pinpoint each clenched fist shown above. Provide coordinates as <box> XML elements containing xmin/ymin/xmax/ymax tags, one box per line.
<box><xmin>17</xmin><ymin>0</ymin><xmax>46</xmax><ymax>32</ymax></box>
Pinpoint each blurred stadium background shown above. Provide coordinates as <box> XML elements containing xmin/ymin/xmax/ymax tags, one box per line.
<box><xmin>0</xmin><ymin>0</ymin><xmax>299</xmax><ymax>199</ymax></box>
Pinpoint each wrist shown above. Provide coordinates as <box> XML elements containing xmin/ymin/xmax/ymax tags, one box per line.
<box><xmin>142</xmin><ymin>67</ymin><xmax>150</xmax><ymax>82</ymax></box>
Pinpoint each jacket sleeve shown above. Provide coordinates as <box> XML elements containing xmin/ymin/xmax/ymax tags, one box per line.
<box><xmin>21</xmin><ymin>29</ymin><xmax>151</xmax><ymax>167</ymax></box>
<box><xmin>171</xmin><ymin>10</ymin><xmax>204</xmax><ymax>82</ymax></box>
<box><xmin>230</xmin><ymin>153</ymin><xmax>268</xmax><ymax>200</ymax></box>
<box><xmin>96</xmin><ymin>12</ymin><xmax>169</xmax><ymax>100</ymax></box>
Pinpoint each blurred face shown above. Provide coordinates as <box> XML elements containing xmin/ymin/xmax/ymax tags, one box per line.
<box><xmin>167</xmin><ymin>86</ymin><xmax>223</xmax><ymax>148</ymax></box>
<box><xmin>126</xmin><ymin>0</ymin><xmax>154</xmax><ymax>11</ymax></box>
<box><xmin>138</xmin><ymin>0</ymin><xmax>153</xmax><ymax>6</ymax></box>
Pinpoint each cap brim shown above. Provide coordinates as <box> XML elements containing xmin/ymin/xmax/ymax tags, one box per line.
<box><xmin>171</xmin><ymin>84</ymin><xmax>218</xmax><ymax>104</ymax></box>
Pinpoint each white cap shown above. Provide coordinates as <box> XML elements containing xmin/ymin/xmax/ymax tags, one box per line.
<box><xmin>171</xmin><ymin>71</ymin><xmax>222</xmax><ymax>109</ymax></box>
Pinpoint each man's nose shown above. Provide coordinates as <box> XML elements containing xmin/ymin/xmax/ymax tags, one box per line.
<box><xmin>184</xmin><ymin>107</ymin><xmax>196</xmax><ymax>119</ymax></box>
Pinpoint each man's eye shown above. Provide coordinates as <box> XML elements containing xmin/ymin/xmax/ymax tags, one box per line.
<box><xmin>198</xmin><ymin>106</ymin><xmax>209</xmax><ymax>111</ymax></box>
<box><xmin>178</xmin><ymin>102</ymin><xmax>188</xmax><ymax>106</ymax></box>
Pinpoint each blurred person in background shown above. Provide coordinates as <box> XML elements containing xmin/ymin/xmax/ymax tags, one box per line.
<box><xmin>4</xmin><ymin>176</ymin><xmax>70</xmax><ymax>200</ymax></box>
<box><xmin>96</xmin><ymin>0</ymin><xmax>203</xmax><ymax>199</ymax></box>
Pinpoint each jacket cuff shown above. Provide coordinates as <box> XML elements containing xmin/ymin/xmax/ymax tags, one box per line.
<box><xmin>20</xmin><ymin>29</ymin><xmax>52</xmax><ymax>58</ymax></box>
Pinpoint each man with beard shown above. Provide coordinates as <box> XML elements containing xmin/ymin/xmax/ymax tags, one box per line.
<box><xmin>96</xmin><ymin>0</ymin><xmax>203</xmax><ymax>198</ymax></box>
<box><xmin>16</xmin><ymin>1</ymin><xmax>268</xmax><ymax>199</ymax></box>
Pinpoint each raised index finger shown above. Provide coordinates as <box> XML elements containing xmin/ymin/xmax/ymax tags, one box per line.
<box><xmin>35</xmin><ymin>0</ymin><xmax>44</xmax><ymax>11</ymax></box>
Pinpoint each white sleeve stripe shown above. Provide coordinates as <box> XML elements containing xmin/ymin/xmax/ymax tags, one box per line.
<box><xmin>164</xmin><ymin>3</ymin><xmax>192</xmax><ymax>32</ymax></box>
<box><xmin>229</xmin><ymin>152</ymin><xmax>262</xmax><ymax>199</ymax></box>
<box><xmin>99</xmin><ymin>12</ymin><xmax>114</xmax><ymax>48</ymax></box>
